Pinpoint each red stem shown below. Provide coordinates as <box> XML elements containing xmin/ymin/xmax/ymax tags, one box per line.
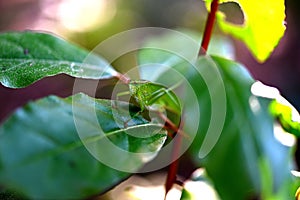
<box><xmin>164</xmin><ymin>134</ymin><xmax>182</xmax><ymax>199</ymax></box>
<box><xmin>164</xmin><ymin>2</ymin><xmax>220</xmax><ymax>197</ymax></box>
<box><xmin>199</xmin><ymin>0</ymin><xmax>219</xmax><ymax>55</ymax></box>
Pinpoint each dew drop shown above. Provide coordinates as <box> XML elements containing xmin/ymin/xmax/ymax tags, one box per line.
<box><xmin>70</xmin><ymin>63</ymin><xmax>83</xmax><ymax>73</ymax></box>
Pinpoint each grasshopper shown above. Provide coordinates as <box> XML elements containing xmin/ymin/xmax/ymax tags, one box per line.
<box><xmin>114</xmin><ymin>77</ymin><xmax>182</xmax><ymax>134</ymax></box>
<box><xmin>128</xmin><ymin>80</ymin><xmax>182</xmax><ymax>134</ymax></box>
<box><xmin>116</xmin><ymin>76</ymin><xmax>185</xmax><ymax>198</ymax></box>
<box><xmin>128</xmin><ymin>80</ymin><xmax>185</xmax><ymax>198</ymax></box>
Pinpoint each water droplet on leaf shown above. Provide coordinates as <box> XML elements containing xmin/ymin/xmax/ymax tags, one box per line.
<box><xmin>70</xmin><ymin>63</ymin><xmax>83</xmax><ymax>73</ymax></box>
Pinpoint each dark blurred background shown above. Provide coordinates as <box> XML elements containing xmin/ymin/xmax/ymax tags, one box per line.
<box><xmin>0</xmin><ymin>0</ymin><xmax>300</xmax><ymax>165</ymax></box>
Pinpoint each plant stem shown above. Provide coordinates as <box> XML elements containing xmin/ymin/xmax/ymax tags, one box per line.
<box><xmin>164</xmin><ymin>134</ymin><xmax>182</xmax><ymax>199</ymax></box>
<box><xmin>199</xmin><ymin>0</ymin><xmax>219</xmax><ymax>56</ymax></box>
<box><xmin>164</xmin><ymin>2</ymin><xmax>220</xmax><ymax>196</ymax></box>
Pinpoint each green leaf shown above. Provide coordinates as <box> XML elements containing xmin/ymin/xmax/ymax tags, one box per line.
<box><xmin>270</xmin><ymin>100</ymin><xmax>300</xmax><ymax>137</ymax></box>
<box><xmin>139</xmin><ymin>51</ymin><xmax>295</xmax><ymax>199</ymax></box>
<box><xmin>0</xmin><ymin>93</ymin><xmax>167</xmax><ymax>199</ymax></box>
<box><xmin>250</xmin><ymin>81</ymin><xmax>300</xmax><ymax>137</ymax></box>
<box><xmin>188</xmin><ymin>57</ymin><xmax>295</xmax><ymax>199</ymax></box>
<box><xmin>0</xmin><ymin>189</ymin><xmax>27</xmax><ymax>200</ymax></box>
<box><xmin>205</xmin><ymin>0</ymin><xmax>286</xmax><ymax>62</ymax></box>
<box><xmin>0</xmin><ymin>31</ymin><xmax>118</xmax><ymax>88</ymax></box>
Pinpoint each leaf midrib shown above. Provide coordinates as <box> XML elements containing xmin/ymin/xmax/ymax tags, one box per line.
<box><xmin>0</xmin><ymin>58</ymin><xmax>103</xmax><ymax>73</ymax></box>
<box><xmin>11</xmin><ymin>123</ymin><xmax>164</xmax><ymax>168</ymax></box>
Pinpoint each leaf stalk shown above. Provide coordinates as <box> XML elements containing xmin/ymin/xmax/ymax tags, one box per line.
<box><xmin>199</xmin><ymin>0</ymin><xmax>219</xmax><ymax>55</ymax></box>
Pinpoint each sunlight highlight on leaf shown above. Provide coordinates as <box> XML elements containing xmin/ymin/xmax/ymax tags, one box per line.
<box><xmin>205</xmin><ymin>0</ymin><xmax>286</xmax><ymax>62</ymax></box>
<box><xmin>0</xmin><ymin>32</ymin><xmax>118</xmax><ymax>88</ymax></box>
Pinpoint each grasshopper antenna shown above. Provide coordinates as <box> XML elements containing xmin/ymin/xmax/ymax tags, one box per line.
<box><xmin>115</xmin><ymin>72</ymin><xmax>131</xmax><ymax>84</ymax></box>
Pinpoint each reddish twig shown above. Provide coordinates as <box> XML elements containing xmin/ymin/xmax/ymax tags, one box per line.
<box><xmin>164</xmin><ymin>133</ymin><xmax>182</xmax><ymax>200</ymax></box>
<box><xmin>164</xmin><ymin>1</ymin><xmax>220</xmax><ymax>198</ymax></box>
<box><xmin>199</xmin><ymin>0</ymin><xmax>219</xmax><ymax>55</ymax></box>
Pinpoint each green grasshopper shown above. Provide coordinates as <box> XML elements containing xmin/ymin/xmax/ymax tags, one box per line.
<box><xmin>114</xmin><ymin>77</ymin><xmax>182</xmax><ymax>133</ymax></box>
<box><xmin>125</xmin><ymin>80</ymin><xmax>185</xmax><ymax>197</ymax></box>
<box><xmin>128</xmin><ymin>80</ymin><xmax>181</xmax><ymax>113</ymax></box>
<box><xmin>128</xmin><ymin>80</ymin><xmax>182</xmax><ymax>132</ymax></box>
<box><xmin>116</xmin><ymin>73</ymin><xmax>181</xmax><ymax>112</ymax></box>
<box><xmin>116</xmin><ymin>74</ymin><xmax>186</xmax><ymax>196</ymax></box>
